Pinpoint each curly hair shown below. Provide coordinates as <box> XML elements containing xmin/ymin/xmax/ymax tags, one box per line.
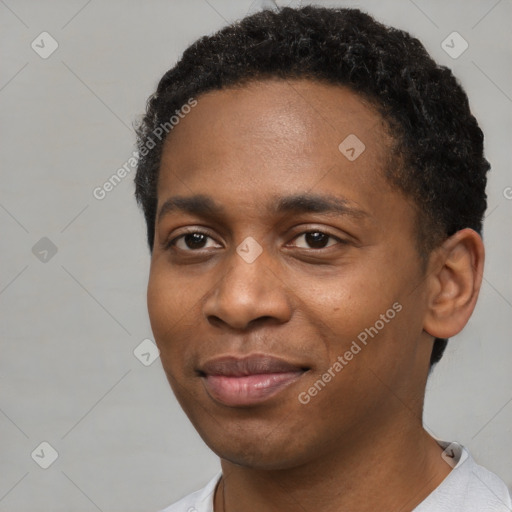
<box><xmin>134</xmin><ymin>6</ymin><xmax>489</xmax><ymax>367</ymax></box>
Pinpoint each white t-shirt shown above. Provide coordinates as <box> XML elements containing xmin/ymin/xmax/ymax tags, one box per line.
<box><xmin>159</xmin><ymin>442</ymin><xmax>511</xmax><ymax>512</ymax></box>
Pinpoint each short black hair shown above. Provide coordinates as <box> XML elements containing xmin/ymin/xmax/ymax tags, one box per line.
<box><xmin>134</xmin><ymin>6</ymin><xmax>489</xmax><ymax>367</ymax></box>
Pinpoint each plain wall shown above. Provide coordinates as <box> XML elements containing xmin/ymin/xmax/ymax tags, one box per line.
<box><xmin>1</xmin><ymin>1</ymin><xmax>510</xmax><ymax>510</ymax></box>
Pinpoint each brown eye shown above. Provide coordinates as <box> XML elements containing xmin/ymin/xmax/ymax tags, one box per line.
<box><xmin>183</xmin><ymin>233</ymin><xmax>208</xmax><ymax>249</ymax></box>
<box><xmin>170</xmin><ymin>231</ymin><xmax>221</xmax><ymax>251</ymax></box>
<box><xmin>292</xmin><ymin>231</ymin><xmax>340</xmax><ymax>249</ymax></box>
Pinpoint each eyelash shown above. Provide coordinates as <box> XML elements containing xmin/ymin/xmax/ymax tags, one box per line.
<box><xmin>165</xmin><ymin>229</ymin><xmax>345</xmax><ymax>252</ymax></box>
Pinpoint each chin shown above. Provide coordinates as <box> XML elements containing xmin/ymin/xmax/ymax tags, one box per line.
<box><xmin>195</xmin><ymin>421</ymin><xmax>314</xmax><ymax>471</ymax></box>
<box><xmin>214</xmin><ymin>444</ymin><xmax>307</xmax><ymax>471</ymax></box>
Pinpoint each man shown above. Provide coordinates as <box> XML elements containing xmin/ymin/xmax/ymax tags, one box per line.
<box><xmin>134</xmin><ymin>5</ymin><xmax>511</xmax><ymax>512</ymax></box>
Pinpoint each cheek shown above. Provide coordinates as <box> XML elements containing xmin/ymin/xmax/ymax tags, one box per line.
<box><xmin>291</xmin><ymin>264</ymin><xmax>396</xmax><ymax>340</ymax></box>
<box><xmin>147</xmin><ymin>269</ymin><xmax>171</xmax><ymax>339</ymax></box>
<box><xmin>147</xmin><ymin>273</ymin><xmax>194</xmax><ymax>398</ymax></box>
<box><xmin>146</xmin><ymin>265</ymin><xmax>191</xmax><ymax>357</ymax></box>
<box><xmin>146</xmin><ymin>262</ymin><xmax>220</xmax><ymax>385</ymax></box>
<box><xmin>292</xmin><ymin>256</ymin><xmax>418</xmax><ymax>384</ymax></box>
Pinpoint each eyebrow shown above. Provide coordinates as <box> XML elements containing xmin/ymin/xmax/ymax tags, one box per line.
<box><xmin>157</xmin><ymin>194</ymin><xmax>225</xmax><ymax>223</ymax></box>
<box><xmin>157</xmin><ymin>192</ymin><xmax>368</xmax><ymax>223</ymax></box>
<box><xmin>273</xmin><ymin>193</ymin><xmax>368</xmax><ymax>218</ymax></box>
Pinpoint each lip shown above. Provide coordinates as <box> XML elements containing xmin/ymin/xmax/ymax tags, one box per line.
<box><xmin>199</xmin><ymin>354</ymin><xmax>308</xmax><ymax>407</ymax></box>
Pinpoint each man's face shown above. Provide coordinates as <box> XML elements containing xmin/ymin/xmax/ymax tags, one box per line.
<box><xmin>148</xmin><ymin>79</ymin><xmax>433</xmax><ymax>469</ymax></box>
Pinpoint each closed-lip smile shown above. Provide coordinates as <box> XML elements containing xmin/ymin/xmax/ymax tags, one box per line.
<box><xmin>198</xmin><ymin>354</ymin><xmax>309</xmax><ymax>407</ymax></box>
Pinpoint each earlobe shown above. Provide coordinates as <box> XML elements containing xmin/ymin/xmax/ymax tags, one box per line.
<box><xmin>423</xmin><ymin>228</ymin><xmax>485</xmax><ymax>339</ymax></box>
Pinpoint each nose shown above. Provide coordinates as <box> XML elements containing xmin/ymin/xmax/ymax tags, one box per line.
<box><xmin>202</xmin><ymin>247</ymin><xmax>292</xmax><ymax>331</ymax></box>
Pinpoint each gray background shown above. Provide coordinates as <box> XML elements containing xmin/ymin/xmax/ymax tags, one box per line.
<box><xmin>0</xmin><ymin>0</ymin><xmax>511</xmax><ymax>510</ymax></box>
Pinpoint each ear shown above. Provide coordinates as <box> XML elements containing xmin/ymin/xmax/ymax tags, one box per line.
<box><xmin>423</xmin><ymin>228</ymin><xmax>485</xmax><ymax>339</ymax></box>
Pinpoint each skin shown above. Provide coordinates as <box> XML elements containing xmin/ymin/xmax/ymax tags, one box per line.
<box><xmin>147</xmin><ymin>79</ymin><xmax>484</xmax><ymax>512</ymax></box>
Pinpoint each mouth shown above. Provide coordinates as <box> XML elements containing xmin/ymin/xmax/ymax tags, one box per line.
<box><xmin>198</xmin><ymin>354</ymin><xmax>309</xmax><ymax>407</ymax></box>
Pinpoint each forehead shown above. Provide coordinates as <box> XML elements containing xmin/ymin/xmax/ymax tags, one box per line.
<box><xmin>158</xmin><ymin>78</ymin><xmax>395</xmax><ymax>206</ymax></box>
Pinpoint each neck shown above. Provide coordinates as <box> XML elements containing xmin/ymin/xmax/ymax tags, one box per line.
<box><xmin>214</xmin><ymin>417</ymin><xmax>451</xmax><ymax>512</ymax></box>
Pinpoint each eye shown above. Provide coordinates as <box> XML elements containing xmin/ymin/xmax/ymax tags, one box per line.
<box><xmin>168</xmin><ymin>231</ymin><xmax>221</xmax><ymax>251</ymax></box>
<box><xmin>290</xmin><ymin>231</ymin><xmax>342</xmax><ymax>249</ymax></box>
